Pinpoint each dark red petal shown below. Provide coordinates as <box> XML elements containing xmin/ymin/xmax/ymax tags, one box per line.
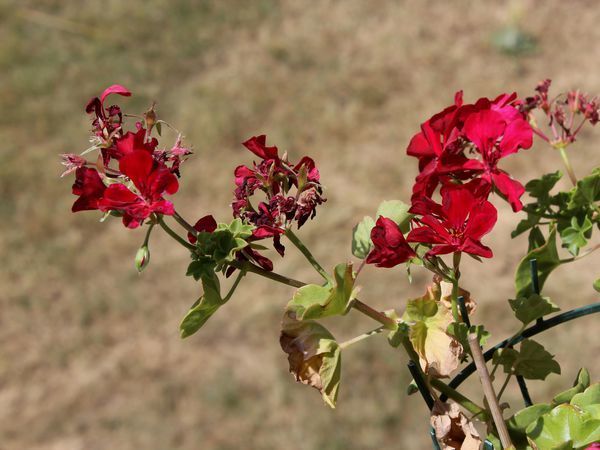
<box><xmin>188</xmin><ymin>215</ymin><xmax>218</xmax><ymax>243</ymax></box>
<box><xmin>98</xmin><ymin>184</ymin><xmax>140</xmax><ymax>210</ymax></box>
<box><xmin>407</xmin><ymin>131</ymin><xmax>434</xmax><ymax>158</ymax></box>
<box><xmin>442</xmin><ymin>188</ymin><xmax>475</xmax><ymax>230</ymax></box>
<box><xmin>71</xmin><ymin>167</ymin><xmax>106</xmax><ymax>212</ymax></box>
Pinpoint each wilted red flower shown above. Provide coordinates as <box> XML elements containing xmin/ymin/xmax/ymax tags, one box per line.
<box><xmin>71</xmin><ymin>167</ymin><xmax>107</xmax><ymax>212</ymax></box>
<box><xmin>232</xmin><ymin>135</ymin><xmax>325</xmax><ymax>260</ymax></box>
<box><xmin>187</xmin><ymin>215</ymin><xmax>218</xmax><ymax>244</ymax></box>
<box><xmin>366</xmin><ymin>217</ymin><xmax>416</xmax><ymax>268</ymax></box>
<box><xmin>98</xmin><ymin>150</ymin><xmax>179</xmax><ymax>228</ymax></box>
<box><xmin>407</xmin><ymin>186</ymin><xmax>497</xmax><ymax>258</ymax></box>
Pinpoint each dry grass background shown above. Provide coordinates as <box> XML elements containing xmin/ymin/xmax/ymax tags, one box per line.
<box><xmin>1</xmin><ymin>1</ymin><xmax>599</xmax><ymax>449</ymax></box>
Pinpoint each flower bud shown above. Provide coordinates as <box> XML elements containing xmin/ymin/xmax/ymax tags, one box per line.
<box><xmin>135</xmin><ymin>245</ymin><xmax>150</xmax><ymax>272</ymax></box>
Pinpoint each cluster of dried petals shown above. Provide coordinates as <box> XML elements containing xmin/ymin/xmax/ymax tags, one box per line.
<box><xmin>430</xmin><ymin>400</ymin><xmax>481</xmax><ymax>450</ymax></box>
<box><xmin>522</xmin><ymin>79</ymin><xmax>600</xmax><ymax>147</ymax></box>
<box><xmin>231</xmin><ymin>135</ymin><xmax>325</xmax><ymax>267</ymax></box>
<box><xmin>68</xmin><ymin>85</ymin><xmax>192</xmax><ymax>228</ymax></box>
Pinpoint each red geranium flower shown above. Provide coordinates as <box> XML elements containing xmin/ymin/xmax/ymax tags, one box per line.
<box><xmin>407</xmin><ymin>187</ymin><xmax>497</xmax><ymax>258</ymax></box>
<box><xmin>71</xmin><ymin>167</ymin><xmax>107</xmax><ymax>212</ymax></box>
<box><xmin>458</xmin><ymin>105</ymin><xmax>533</xmax><ymax>212</ymax></box>
<box><xmin>98</xmin><ymin>150</ymin><xmax>179</xmax><ymax>228</ymax></box>
<box><xmin>366</xmin><ymin>217</ymin><xmax>416</xmax><ymax>268</ymax></box>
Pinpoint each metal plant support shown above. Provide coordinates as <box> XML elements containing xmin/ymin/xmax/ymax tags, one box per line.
<box><xmin>406</xmin><ymin>258</ymin><xmax>600</xmax><ymax>449</ymax></box>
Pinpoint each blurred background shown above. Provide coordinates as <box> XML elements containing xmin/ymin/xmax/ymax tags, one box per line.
<box><xmin>1</xmin><ymin>1</ymin><xmax>599</xmax><ymax>449</ymax></box>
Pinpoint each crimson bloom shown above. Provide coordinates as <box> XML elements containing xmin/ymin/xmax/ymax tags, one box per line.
<box><xmin>457</xmin><ymin>103</ymin><xmax>533</xmax><ymax>212</ymax></box>
<box><xmin>71</xmin><ymin>167</ymin><xmax>107</xmax><ymax>212</ymax></box>
<box><xmin>366</xmin><ymin>217</ymin><xmax>416</xmax><ymax>268</ymax></box>
<box><xmin>407</xmin><ymin>187</ymin><xmax>497</xmax><ymax>258</ymax></box>
<box><xmin>98</xmin><ymin>150</ymin><xmax>179</xmax><ymax>228</ymax></box>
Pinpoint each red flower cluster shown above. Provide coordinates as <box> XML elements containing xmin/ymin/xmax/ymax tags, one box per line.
<box><xmin>232</xmin><ymin>135</ymin><xmax>325</xmax><ymax>264</ymax></box>
<box><xmin>366</xmin><ymin>91</ymin><xmax>530</xmax><ymax>267</ymax></box>
<box><xmin>68</xmin><ymin>85</ymin><xmax>190</xmax><ymax>228</ymax></box>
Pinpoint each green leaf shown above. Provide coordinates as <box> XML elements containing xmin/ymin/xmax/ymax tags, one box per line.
<box><xmin>594</xmin><ymin>279</ymin><xmax>600</xmax><ymax>293</ymax></box>
<box><xmin>280</xmin><ymin>318</ymin><xmax>342</xmax><ymax>408</ymax></box>
<box><xmin>502</xmin><ymin>339</ymin><xmax>561</xmax><ymax>380</ymax></box>
<box><xmin>186</xmin><ymin>257</ymin><xmax>216</xmax><ymax>281</ymax></box>
<box><xmin>506</xmin><ymin>403</ymin><xmax>553</xmax><ymax>448</ymax></box>
<box><xmin>180</xmin><ymin>272</ymin><xmax>223</xmax><ymax>338</ymax></box>
<box><xmin>376</xmin><ymin>200</ymin><xmax>413</xmax><ymax>233</ymax></box>
<box><xmin>508</xmin><ymin>294</ymin><xmax>560</xmax><ymax>326</ymax></box>
<box><xmin>571</xmin><ymin>383</ymin><xmax>600</xmax><ymax>411</ymax></box>
<box><xmin>568</xmin><ymin>168</ymin><xmax>600</xmax><ymax>209</ymax></box>
<box><xmin>194</xmin><ymin>218</ymin><xmax>254</xmax><ymax>267</ymax></box>
<box><xmin>447</xmin><ymin>323</ymin><xmax>490</xmax><ymax>359</ymax></box>
<box><xmin>286</xmin><ymin>263</ymin><xmax>357</xmax><ymax>320</ymax></box>
<box><xmin>526</xmin><ymin>404</ymin><xmax>600</xmax><ymax>449</ymax></box>
<box><xmin>402</xmin><ymin>293</ymin><xmax>462</xmax><ymax>377</ymax></box>
<box><xmin>155</xmin><ymin>121</ymin><xmax>162</xmax><ymax>136</ymax></box>
<box><xmin>351</xmin><ymin>216</ymin><xmax>375</xmax><ymax>259</ymax></box>
<box><xmin>552</xmin><ymin>368</ymin><xmax>591</xmax><ymax>406</ymax></box>
<box><xmin>514</xmin><ymin>227</ymin><xmax>561</xmax><ymax>298</ymax></box>
<box><xmin>525</xmin><ymin>171</ymin><xmax>562</xmax><ymax>201</ymax></box>
<box><xmin>560</xmin><ymin>216</ymin><xmax>593</xmax><ymax>256</ymax></box>
<box><xmin>387</xmin><ymin>322</ymin><xmax>409</xmax><ymax>348</ymax></box>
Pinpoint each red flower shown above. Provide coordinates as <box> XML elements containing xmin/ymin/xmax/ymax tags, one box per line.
<box><xmin>366</xmin><ymin>217</ymin><xmax>416</xmax><ymax>268</ymax></box>
<box><xmin>113</xmin><ymin>128</ymin><xmax>158</xmax><ymax>159</ymax></box>
<box><xmin>458</xmin><ymin>107</ymin><xmax>532</xmax><ymax>211</ymax></box>
<box><xmin>407</xmin><ymin>92</ymin><xmax>468</xmax><ymax>199</ymax></box>
<box><xmin>407</xmin><ymin>187</ymin><xmax>497</xmax><ymax>258</ymax></box>
<box><xmin>98</xmin><ymin>150</ymin><xmax>179</xmax><ymax>228</ymax></box>
<box><xmin>71</xmin><ymin>167</ymin><xmax>107</xmax><ymax>212</ymax></box>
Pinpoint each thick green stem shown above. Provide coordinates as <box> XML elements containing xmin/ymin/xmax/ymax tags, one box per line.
<box><xmin>430</xmin><ymin>379</ymin><xmax>487</xmax><ymax>418</ymax></box>
<box><xmin>558</xmin><ymin>147</ymin><xmax>577</xmax><ymax>186</ymax></box>
<box><xmin>285</xmin><ymin>228</ymin><xmax>331</xmax><ymax>281</ymax></box>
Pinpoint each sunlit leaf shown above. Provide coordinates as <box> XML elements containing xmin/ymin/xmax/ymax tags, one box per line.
<box><xmin>508</xmin><ymin>294</ymin><xmax>560</xmax><ymax>326</ymax></box>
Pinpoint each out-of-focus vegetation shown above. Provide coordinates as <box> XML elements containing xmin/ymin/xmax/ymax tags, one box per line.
<box><xmin>0</xmin><ymin>1</ymin><xmax>598</xmax><ymax>449</ymax></box>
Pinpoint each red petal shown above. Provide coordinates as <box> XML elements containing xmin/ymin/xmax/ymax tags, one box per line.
<box><xmin>407</xmin><ymin>131</ymin><xmax>434</xmax><ymax>158</ymax></box>
<box><xmin>100</xmin><ymin>84</ymin><xmax>131</xmax><ymax>104</ymax></box>
<box><xmin>463</xmin><ymin>110</ymin><xmax>505</xmax><ymax>153</ymax></box>
<box><xmin>492</xmin><ymin>170</ymin><xmax>525</xmax><ymax>212</ymax></box>
<box><xmin>499</xmin><ymin>118</ymin><xmax>533</xmax><ymax>156</ymax></box>
<box><xmin>465</xmin><ymin>200</ymin><xmax>497</xmax><ymax>240</ymax></box>
<box><xmin>460</xmin><ymin>237</ymin><xmax>493</xmax><ymax>258</ymax></box>
<box><xmin>242</xmin><ymin>135</ymin><xmax>279</xmax><ymax>160</ymax></box>
<box><xmin>119</xmin><ymin>150</ymin><xmax>154</xmax><ymax>191</ymax></box>
<box><xmin>188</xmin><ymin>215</ymin><xmax>218</xmax><ymax>243</ymax></box>
<box><xmin>442</xmin><ymin>188</ymin><xmax>474</xmax><ymax>230</ymax></box>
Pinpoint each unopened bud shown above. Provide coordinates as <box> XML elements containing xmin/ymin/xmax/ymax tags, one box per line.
<box><xmin>135</xmin><ymin>245</ymin><xmax>150</xmax><ymax>272</ymax></box>
<box><xmin>144</xmin><ymin>102</ymin><xmax>157</xmax><ymax>129</ymax></box>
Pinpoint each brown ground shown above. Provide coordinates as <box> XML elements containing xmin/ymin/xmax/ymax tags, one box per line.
<box><xmin>1</xmin><ymin>1</ymin><xmax>599</xmax><ymax>449</ymax></box>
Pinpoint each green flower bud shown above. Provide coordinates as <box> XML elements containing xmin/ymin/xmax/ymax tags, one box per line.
<box><xmin>135</xmin><ymin>245</ymin><xmax>150</xmax><ymax>272</ymax></box>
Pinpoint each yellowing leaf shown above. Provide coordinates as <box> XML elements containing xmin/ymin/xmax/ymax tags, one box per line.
<box><xmin>403</xmin><ymin>290</ymin><xmax>463</xmax><ymax>378</ymax></box>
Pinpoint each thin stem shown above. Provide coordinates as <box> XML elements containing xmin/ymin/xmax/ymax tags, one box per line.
<box><xmin>143</xmin><ymin>221</ymin><xmax>155</xmax><ymax>247</ymax></box>
<box><xmin>352</xmin><ymin>299</ymin><xmax>398</xmax><ymax>329</ymax></box>
<box><xmin>285</xmin><ymin>228</ymin><xmax>330</xmax><ymax>281</ymax></box>
<box><xmin>490</xmin><ymin>325</ymin><xmax>526</xmax><ymax>379</ymax></box>
<box><xmin>451</xmin><ymin>252</ymin><xmax>462</xmax><ymax>322</ymax></box>
<box><xmin>229</xmin><ymin>260</ymin><xmax>305</xmax><ymax>288</ymax></box>
<box><xmin>560</xmin><ymin>242</ymin><xmax>600</xmax><ymax>263</ymax></box>
<box><xmin>497</xmin><ymin>372</ymin><xmax>513</xmax><ymax>400</ymax></box>
<box><xmin>224</xmin><ymin>270</ymin><xmax>246</xmax><ymax>302</ymax></box>
<box><xmin>468</xmin><ymin>334</ymin><xmax>513</xmax><ymax>449</ymax></box>
<box><xmin>158</xmin><ymin>216</ymin><xmax>196</xmax><ymax>251</ymax></box>
<box><xmin>558</xmin><ymin>147</ymin><xmax>577</xmax><ymax>186</ymax></box>
<box><xmin>429</xmin><ymin>378</ymin><xmax>487</xmax><ymax>419</ymax></box>
<box><xmin>173</xmin><ymin>210</ymin><xmax>198</xmax><ymax>236</ymax></box>
<box><xmin>339</xmin><ymin>326</ymin><xmax>385</xmax><ymax>349</ymax></box>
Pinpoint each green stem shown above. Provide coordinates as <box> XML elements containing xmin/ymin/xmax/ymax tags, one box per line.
<box><xmin>339</xmin><ymin>326</ymin><xmax>385</xmax><ymax>349</ymax></box>
<box><xmin>158</xmin><ymin>216</ymin><xmax>196</xmax><ymax>251</ymax></box>
<box><xmin>143</xmin><ymin>221</ymin><xmax>155</xmax><ymax>246</ymax></box>
<box><xmin>490</xmin><ymin>325</ymin><xmax>526</xmax><ymax>379</ymax></box>
<box><xmin>451</xmin><ymin>252</ymin><xmax>462</xmax><ymax>322</ymax></box>
<box><xmin>430</xmin><ymin>379</ymin><xmax>488</xmax><ymax>419</ymax></box>
<box><xmin>497</xmin><ymin>372</ymin><xmax>513</xmax><ymax>400</ymax></box>
<box><xmin>224</xmin><ymin>270</ymin><xmax>246</xmax><ymax>302</ymax></box>
<box><xmin>285</xmin><ymin>228</ymin><xmax>331</xmax><ymax>281</ymax></box>
<box><xmin>173</xmin><ymin>210</ymin><xmax>199</xmax><ymax>236</ymax></box>
<box><xmin>558</xmin><ymin>147</ymin><xmax>577</xmax><ymax>186</ymax></box>
<box><xmin>229</xmin><ymin>260</ymin><xmax>305</xmax><ymax>288</ymax></box>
